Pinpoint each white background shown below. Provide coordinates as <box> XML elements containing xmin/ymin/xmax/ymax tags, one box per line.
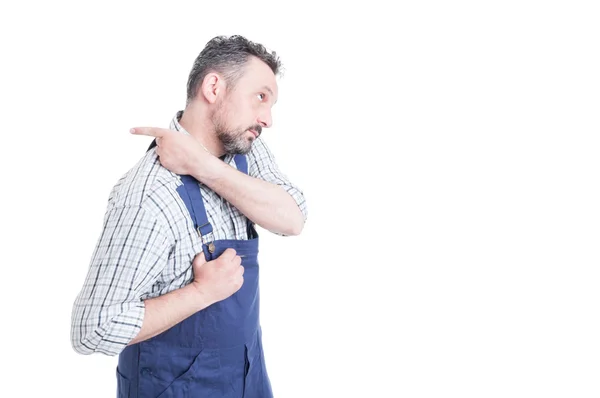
<box><xmin>1</xmin><ymin>1</ymin><xmax>599</xmax><ymax>397</ymax></box>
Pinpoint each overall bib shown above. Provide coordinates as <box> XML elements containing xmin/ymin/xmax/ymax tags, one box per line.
<box><xmin>117</xmin><ymin>153</ymin><xmax>273</xmax><ymax>398</ymax></box>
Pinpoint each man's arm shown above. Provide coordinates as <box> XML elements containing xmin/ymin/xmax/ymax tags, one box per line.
<box><xmin>129</xmin><ymin>249</ymin><xmax>244</xmax><ymax>345</ymax></box>
<box><xmin>127</xmin><ymin>279</ymin><xmax>207</xmax><ymax>346</ymax></box>
<box><xmin>71</xmin><ymin>204</ymin><xmax>246</xmax><ymax>355</ymax></box>
<box><xmin>130</xmin><ymin>128</ymin><xmax>308</xmax><ymax>236</ymax></box>
<box><xmin>71</xmin><ymin>205</ymin><xmax>170</xmax><ymax>355</ymax></box>
<box><xmin>194</xmin><ymin>152</ymin><xmax>305</xmax><ymax>236</ymax></box>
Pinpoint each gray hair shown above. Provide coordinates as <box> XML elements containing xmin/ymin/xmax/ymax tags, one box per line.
<box><xmin>186</xmin><ymin>35</ymin><xmax>282</xmax><ymax>104</ymax></box>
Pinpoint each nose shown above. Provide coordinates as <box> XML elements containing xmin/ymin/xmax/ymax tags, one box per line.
<box><xmin>257</xmin><ymin>109</ymin><xmax>272</xmax><ymax>128</ymax></box>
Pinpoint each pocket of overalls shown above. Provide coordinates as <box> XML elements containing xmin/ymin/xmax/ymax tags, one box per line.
<box><xmin>156</xmin><ymin>349</ymin><xmax>223</xmax><ymax>398</ymax></box>
<box><xmin>244</xmin><ymin>331</ymin><xmax>273</xmax><ymax>397</ymax></box>
<box><xmin>116</xmin><ymin>368</ymin><xmax>130</xmax><ymax>398</ymax></box>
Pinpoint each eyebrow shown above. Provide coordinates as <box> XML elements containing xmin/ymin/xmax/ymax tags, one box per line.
<box><xmin>262</xmin><ymin>86</ymin><xmax>278</xmax><ymax>104</ymax></box>
<box><xmin>262</xmin><ymin>86</ymin><xmax>274</xmax><ymax>96</ymax></box>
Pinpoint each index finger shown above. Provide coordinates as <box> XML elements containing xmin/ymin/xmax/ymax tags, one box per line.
<box><xmin>220</xmin><ymin>248</ymin><xmax>237</xmax><ymax>260</ymax></box>
<box><xmin>129</xmin><ymin>127</ymin><xmax>174</xmax><ymax>138</ymax></box>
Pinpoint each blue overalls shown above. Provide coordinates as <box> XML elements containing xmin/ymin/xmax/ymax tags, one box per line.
<box><xmin>117</xmin><ymin>153</ymin><xmax>273</xmax><ymax>398</ymax></box>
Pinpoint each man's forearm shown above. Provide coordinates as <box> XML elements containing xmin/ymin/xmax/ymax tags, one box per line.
<box><xmin>128</xmin><ymin>284</ymin><xmax>211</xmax><ymax>346</ymax></box>
<box><xmin>195</xmin><ymin>158</ymin><xmax>304</xmax><ymax>236</ymax></box>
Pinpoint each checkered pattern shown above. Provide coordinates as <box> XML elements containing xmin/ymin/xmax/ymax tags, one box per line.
<box><xmin>71</xmin><ymin>112</ymin><xmax>307</xmax><ymax>356</ymax></box>
<box><xmin>169</xmin><ymin>111</ymin><xmax>307</xmax><ymax>240</ymax></box>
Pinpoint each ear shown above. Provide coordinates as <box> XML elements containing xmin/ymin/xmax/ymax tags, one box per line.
<box><xmin>200</xmin><ymin>73</ymin><xmax>225</xmax><ymax>104</ymax></box>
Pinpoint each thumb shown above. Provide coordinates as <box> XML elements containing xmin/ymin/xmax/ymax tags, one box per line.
<box><xmin>193</xmin><ymin>251</ymin><xmax>207</xmax><ymax>265</ymax></box>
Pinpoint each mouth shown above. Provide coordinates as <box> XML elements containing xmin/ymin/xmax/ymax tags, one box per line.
<box><xmin>248</xmin><ymin>129</ymin><xmax>259</xmax><ymax>138</ymax></box>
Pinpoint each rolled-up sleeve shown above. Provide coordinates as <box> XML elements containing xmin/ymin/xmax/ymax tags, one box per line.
<box><xmin>247</xmin><ymin>137</ymin><xmax>308</xmax><ymax>224</ymax></box>
<box><xmin>71</xmin><ymin>205</ymin><xmax>171</xmax><ymax>356</ymax></box>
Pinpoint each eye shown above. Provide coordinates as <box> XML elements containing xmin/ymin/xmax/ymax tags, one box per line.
<box><xmin>257</xmin><ymin>93</ymin><xmax>266</xmax><ymax>101</ymax></box>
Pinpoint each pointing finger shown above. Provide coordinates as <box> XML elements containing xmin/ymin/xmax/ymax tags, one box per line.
<box><xmin>129</xmin><ymin>127</ymin><xmax>174</xmax><ymax>138</ymax></box>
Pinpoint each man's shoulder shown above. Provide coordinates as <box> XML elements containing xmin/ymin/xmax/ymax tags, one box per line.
<box><xmin>108</xmin><ymin>149</ymin><xmax>182</xmax><ymax>210</ymax></box>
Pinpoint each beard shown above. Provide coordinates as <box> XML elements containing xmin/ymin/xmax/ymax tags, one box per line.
<box><xmin>212</xmin><ymin>101</ymin><xmax>262</xmax><ymax>155</ymax></box>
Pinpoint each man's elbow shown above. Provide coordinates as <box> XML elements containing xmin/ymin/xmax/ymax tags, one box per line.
<box><xmin>70</xmin><ymin>299</ymin><xmax>142</xmax><ymax>356</ymax></box>
<box><xmin>71</xmin><ymin>330</ymin><xmax>96</xmax><ymax>355</ymax></box>
<box><xmin>292</xmin><ymin>220</ymin><xmax>305</xmax><ymax>236</ymax></box>
<box><xmin>70</xmin><ymin>319</ymin><xmax>123</xmax><ymax>356</ymax></box>
<box><xmin>71</xmin><ymin>330</ymin><xmax>123</xmax><ymax>356</ymax></box>
<box><xmin>285</xmin><ymin>213</ymin><xmax>306</xmax><ymax>236</ymax></box>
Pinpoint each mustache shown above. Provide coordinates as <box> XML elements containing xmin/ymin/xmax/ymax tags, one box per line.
<box><xmin>248</xmin><ymin>125</ymin><xmax>262</xmax><ymax>136</ymax></box>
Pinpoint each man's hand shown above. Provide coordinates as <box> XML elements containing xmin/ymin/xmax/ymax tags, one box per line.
<box><xmin>126</xmin><ymin>248</ymin><xmax>244</xmax><ymax>346</ymax></box>
<box><xmin>130</xmin><ymin>127</ymin><xmax>210</xmax><ymax>176</ymax></box>
<box><xmin>130</xmin><ymin>126</ymin><xmax>306</xmax><ymax>236</ymax></box>
<box><xmin>191</xmin><ymin>249</ymin><xmax>244</xmax><ymax>306</ymax></box>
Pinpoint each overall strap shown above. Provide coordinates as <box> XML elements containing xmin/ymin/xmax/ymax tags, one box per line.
<box><xmin>233</xmin><ymin>154</ymin><xmax>258</xmax><ymax>239</ymax></box>
<box><xmin>234</xmin><ymin>153</ymin><xmax>248</xmax><ymax>175</ymax></box>
<box><xmin>174</xmin><ymin>154</ymin><xmax>249</xmax><ymax>248</ymax></box>
<box><xmin>176</xmin><ymin>175</ymin><xmax>214</xmax><ymax>245</ymax></box>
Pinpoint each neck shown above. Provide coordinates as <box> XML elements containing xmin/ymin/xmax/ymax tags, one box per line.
<box><xmin>179</xmin><ymin>103</ymin><xmax>225</xmax><ymax>157</ymax></box>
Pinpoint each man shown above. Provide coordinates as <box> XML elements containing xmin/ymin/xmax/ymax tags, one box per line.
<box><xmin>71</xmin><ymin>35</ymin><xmax>307</xmax><ymax>398</ymax></box>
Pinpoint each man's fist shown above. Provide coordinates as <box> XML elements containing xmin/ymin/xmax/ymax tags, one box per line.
<box><xmin>191</xmin><ymin>248</ymin><xmax>244</xmax><ymax>305</ymax></box>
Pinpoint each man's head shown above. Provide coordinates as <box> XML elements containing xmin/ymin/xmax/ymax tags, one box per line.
<box><xmin>186</xmin><ymin>35</ymin><xmax>281</xmax><ymax>155</ymax></box>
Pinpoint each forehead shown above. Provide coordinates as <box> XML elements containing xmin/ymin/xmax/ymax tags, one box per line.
<box><xmin>237</xmin><ymin>56</ymin><xmax>278</xmax><ymax>97</ymax></box>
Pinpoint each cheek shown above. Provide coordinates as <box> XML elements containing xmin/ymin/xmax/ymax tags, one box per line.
<box><xmin>248</xmin><ymin>101</ymin><xmax>262</xmax><ymax>122</ymax></box>
<box><xmin>226</xmin><ymin>96</ymin><xmax>258</xmax><ymax>128</ymax></box>
<box><xmin>236</xmin><ymin>101</ymin><xmax>258</xmax><ymax>127</ymax></box>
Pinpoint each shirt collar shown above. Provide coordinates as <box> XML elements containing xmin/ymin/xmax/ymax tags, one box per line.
<box><xmin>170</xmin><ymin>110</ymin><xmax>231</xmax><ymax>162</ymax></box>
<box><xmin>170</xmin><ymin>110</ymin><xmax>189</xmax><ymax>135</ymax></box>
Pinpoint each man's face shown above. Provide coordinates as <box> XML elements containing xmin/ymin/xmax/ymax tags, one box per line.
<box><xmin>211</xmin><ymin>57</ymin><xmax>278</xmax><ymax>155</ymax></box>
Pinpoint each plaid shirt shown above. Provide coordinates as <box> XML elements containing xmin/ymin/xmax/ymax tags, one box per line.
<box><xmin>71</xmin><ymin>112</ymin><xmax>307</xmax><ymax>356</ymax></box>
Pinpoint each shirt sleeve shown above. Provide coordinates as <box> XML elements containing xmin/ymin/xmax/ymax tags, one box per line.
<box><xmin>246</xmin><ymin>137</ymin><xmax>308</xmax><ymax>229</ymax></box>
<box><xmin>71</xmin><ymin>204</ymin><xmax>171</xmax><ymax>356</ymax></box>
